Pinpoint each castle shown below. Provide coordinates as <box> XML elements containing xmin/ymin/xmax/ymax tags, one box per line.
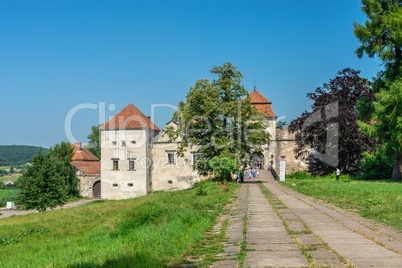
<box><xmin>72</xmin><ymin>89</ymin><xmax>305</xmax><ymax>200</ymax></box>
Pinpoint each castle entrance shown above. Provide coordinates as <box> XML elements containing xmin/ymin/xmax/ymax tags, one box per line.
<box><xmin>93</xmin><ymin>180</ymin><xmax>101</xmax><ymax>199</ymax></box>
<box><xmin>251</xmin><ymin>153</ymin><xmax>264</xmax><ymax>169</ymax></box>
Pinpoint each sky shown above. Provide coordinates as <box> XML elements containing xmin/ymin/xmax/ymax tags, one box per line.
<box><xmin>0</xmin><ymin>0</ymin><xmax>382</xmax><ymax>148</ymax></box>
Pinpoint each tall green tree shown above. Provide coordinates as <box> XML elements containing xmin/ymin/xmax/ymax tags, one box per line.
<box><xmin>18</xmin><ymin>151</ymin><xmax>68</xmax><ymax>211</ymax></box>
<box><xmin>86</xmin><ymin>125</ymin><xmax>101</xmax><ymax>159</ymax></box>
<box><xmin>167</xmin><ymin>62</ymin><xmax>269</xmax><ymax>179</ymax></box>
<box><xmin>354</xmin><ymin>0</ymin><xmax>402</xmax><ymax>181</ymax></box>
<box><xmin>354</xmin><ymin>0</ymin><xmax>402</xmax><ymax>80</ymax></box>
<box><xmin>51</xmin><ymin>141</ymin><xmax>79</xmax><ymax>196</ymax></box>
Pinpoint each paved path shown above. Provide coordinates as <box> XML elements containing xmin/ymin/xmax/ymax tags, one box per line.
<box><xmin>211</xmin><ymin>170</ymin><xmax>402</xmax><ymax>268</ymax></box>
<box><xmin>0</xmin><ymin>199</ymin><xmax>95</xmax><ymax>219</ymax></box>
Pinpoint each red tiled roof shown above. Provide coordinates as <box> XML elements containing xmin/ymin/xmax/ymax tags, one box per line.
<box><xmin>71</xmin><ymin>142</ymin><xmax>99</xmax><ymax>161</ymax></box>
<box><xmin>100</xmin><ymin>103</ymin><xmax>160</xmax><ymax>131</ymax></box>
<box><xmin>71</xmin><ymin>142</ymin><xmax>100</xmax><ymax>175</ymax></box>
<box><xmin>71</xmin><ymin>161</ymin><xmax>100</xmax><ymax>175</ymax></box>
<box><xmin>249</xmin><ymin>89</ymin><xmax>277</xmax><ymax>118</ymax></box>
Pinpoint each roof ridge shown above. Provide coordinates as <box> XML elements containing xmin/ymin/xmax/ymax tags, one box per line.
<box><xmin>100</xmin><ymin>103</ymin><xmax>160</xmax><ymax>131</ymax></box>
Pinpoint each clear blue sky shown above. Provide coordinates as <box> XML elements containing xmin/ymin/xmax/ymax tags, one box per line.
<box><xmin>0</xmin><ymin>0</ymin><xmax>381</xmax><ymax>148</ymax></box>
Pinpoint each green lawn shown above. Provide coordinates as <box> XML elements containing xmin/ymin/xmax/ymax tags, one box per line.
<box><xmin>0</xmin><ymin>181</ymin><xmax>239</xmax><ymax>267</ymax></box>
<box><xmin>0</xmin><ymin>189</ymin><xmax>19</xmax><ymax>199</ymax></box>
<box><xmin>0</xmin><ymin>189</ymin><xmax>19</xmax><ymax>207</ymax></box>
<box><xmin>283</xmin><ymin>172</ymin><xmax>402</xmax><ymax>231</ymax></box>
<box><xmin>0</xmin><ymin>174</ymin><xmax>21</xmax><ymax>183</ymax></box>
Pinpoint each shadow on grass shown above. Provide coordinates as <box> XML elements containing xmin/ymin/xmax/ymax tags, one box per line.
<box><xmin>68</xmin><ymin>252</ymin><xmax>168</xmax><ymax>268</ymax></box>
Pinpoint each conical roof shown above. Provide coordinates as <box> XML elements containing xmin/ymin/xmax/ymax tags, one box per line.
<box><xmin>249</xmin><ymin>89</ymin><xmax>277</xmax><ymax>118</ymax></box>
<box><xmin>100</xmin><ymin>103</ymin><xmax>160</xmax><ymax>131</ymax></box>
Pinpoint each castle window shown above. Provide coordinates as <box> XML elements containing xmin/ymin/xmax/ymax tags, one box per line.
<box><xmin>128</xmin><ymin>158</ymin><xmax>136</xmax><ymax>171</ymax></box>
<box><xmin>112</xmin><ymin>141</ymin><xmax>116</xmax><ymax>145</ymax></box>
<box><xmin>131</xmin><ymin>140</ymin><xmax>136</xmax><ymax>144</ymax></box>
<box><xmin>121</xmin><ymin>140</ymin><xmax>126</xmax><ymax>147</ymax></box>
<box><xmin>112</xmin><ymin>183</ymin><xmax>118</xmax><ymax>187</ymax></box>
<box><xmin>167</xmin><ymin>152</ymin><xmax>175</xmax><ymax>164</ymax></box>
<box><xmin>112</xmin><ymin>158</ymin><xmax>119</xmax><ymax>170</ymax></box>
<box><xmin>128</xmin><ymin>183</ymin><xmax>133</xmax><ymax>187</ymax></box>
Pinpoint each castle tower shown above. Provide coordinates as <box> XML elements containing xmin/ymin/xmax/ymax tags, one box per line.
<box><xmin>249</xmin><ymin>88</ymin><xmax>277</xmax><ymax>168</ymax></box>
<box><xmin>100</xmin><ymin>103</ymin><xmax>160</xmax><ymax>199</ymax></box>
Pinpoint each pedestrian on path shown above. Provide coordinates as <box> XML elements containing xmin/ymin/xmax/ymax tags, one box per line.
<box><xmin>336</xmin><ymin>167</ymin><xmax>341</xmax><ymax>181</ymax></box>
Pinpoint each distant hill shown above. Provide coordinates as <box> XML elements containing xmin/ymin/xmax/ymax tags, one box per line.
<box><xmin>0</xmin><ymin>145</ymin><xmax>49</xmax><ymax>166</ymax></box>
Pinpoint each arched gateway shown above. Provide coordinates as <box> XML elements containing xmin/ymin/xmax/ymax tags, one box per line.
<box><xmin>92</xmin><ymin>180</ymin><xmax>101</xmax><ymax>199</ymax></box>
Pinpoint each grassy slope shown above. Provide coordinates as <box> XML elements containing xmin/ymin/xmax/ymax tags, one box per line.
<box><xmin>0</xmin><ymin>174</ymin><xmax>21</xmax><ymax>182</ymax></box>
<box><xmin>0</xmin><ymin>189</ymin><xmax>19</xmax><ymax>200</ymax></box>
<box><xmin>0</xmin><ymin>181</ymin><xmax>239</xmax><ymax>267</ymax></box>
<box><xmin>283</xmin><ymin>173</ymin><xmax>402</xmax><ymax>231</ymax></box>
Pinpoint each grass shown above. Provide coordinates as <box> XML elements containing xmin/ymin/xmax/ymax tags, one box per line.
<box><xmin>0</xmin><ymin>174</ymin><xmax>21</xmax><ymax>182</ymax></box>
<box><xmin>283</xmin><ymin>172</ymin><xmax>402</xmax><ymax>231</ymax></box>
<box><xmin>0</xmin><ymin>189</ymin><xmax>19</xmax><ymax>207</ymax></box>
<box><xmin>0</xmin><ymin>181</ymin><xmax>239</xmax><ymax>267</ymax></box>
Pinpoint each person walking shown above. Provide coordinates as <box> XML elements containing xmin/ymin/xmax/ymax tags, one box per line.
<box><xmin>336</xmin><ymin>168</ymin><xmax>341</xmax><ymax>181</ymax></box>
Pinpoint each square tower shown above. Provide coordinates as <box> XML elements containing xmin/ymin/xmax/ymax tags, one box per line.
<box><xmin>100</xmin><ymin>103</ymin><xmax>159</xmax><ymax>199</ymax></box>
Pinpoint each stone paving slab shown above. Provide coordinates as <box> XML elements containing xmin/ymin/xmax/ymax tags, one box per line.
<box><xmin>210</xmin><ymin>260</ymin><xmax>239</xmax><ymax>268</ymax></box>
<box><xmin>248</xmin><ymin>243</ymin><xmax>300</xmax><ymax>251</ymax></box>
<box><xmin>245</xmin><ymin>183</ymin><xmax>308</xmax><ymax>268</ymax></box>
<box><xmin>211</xmin><ymin>169</ymin><xmax>402</xmax><ymax>267</ymax></box>
<box><xmin>245</xmin><ymin>251</ymin><xmax>308</xmax><ymax>268</ymax></box>
<box><xmin>261</xmin><ymin>170</ymin><xmax>402</xmax><ymax>268</ymax></box>
<box><xmin>293</xmin><ymin>234</ymin><xmax>322</xmax><ymax>246</ymax></box>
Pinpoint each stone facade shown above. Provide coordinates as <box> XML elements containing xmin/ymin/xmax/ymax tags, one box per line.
<box><xmin>100</xmin><ymin>104</ymin><xmax>159</xmax><ymax>200</ymax></box>
<box><xmin>273</xmin><ymin>129</ymin><xmax>307</xmax><ymax>173</ymax></box>
<box><xmin>151</xmin><ymin>121</ymin><xmax>201</xmax><ymax>191</ymax></box>
<box><xmin>76</xmin><ymin>90</ymin><xmax>306</xmax><ymax>200</ymax></box>
<box><xmin>71</xmin><ymin>142</ymin><xmax>101</xmax><ymax>199</ymax></box>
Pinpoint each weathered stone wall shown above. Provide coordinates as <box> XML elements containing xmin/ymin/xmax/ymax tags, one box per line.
<box><xmin>100</xmin><ymin>129</ymin><xmax>153</xmax><ymax>200</ymax></box>
<box><xmin>151</xmin><ymin>122</ymin><xmax>201</xmax><ymax>191</ymax></box>
<box><xmin>273</xmin><ymin>128</ymin><xmax>307</xmax><ymax>174</ymax></box>
<box><xmin>77</xmin><ymin>174</ymin><xmax>100</xmax><ymax>198</ymax></box>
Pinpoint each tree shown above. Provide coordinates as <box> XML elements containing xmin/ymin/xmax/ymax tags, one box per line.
<box><xmin>354</xmin><ymin>0</ymin><xmax>402</xmax><ymax>81</ymax></box>
<box><xmin>167</xmin><ymin>62</ymin><xmax>269</xmax><ymax>179</ymax></box>
<box><xmin>18</xmin><ymin>151</ymin><xmax>68</xmax><ymax>211</ymax></box>
<box><xmin>354</xmin><ymin>0</ymin><xmax>402</xmax><ymax>181</ymax></box>
<box><xmin>209</xmin><ymin>156</ymin><xmax>239</xmax><ymax>182</ymax></box>
<box><xmin>86</xmin><ymin>125</ymin><xmax>101</xmax><ymax>159</ymax></box>
<box><xmin>289</xmin><ymin>68</ymin><xmax>374</xmax><ymax>176</ymax></box>
<box><xmin>9</xmin><ymin>166</ymin><xmax>14</xmax><ymax>174</ymax></box>
<box><xmin>359</xmin><ymin>79</ymin><xmax>402</xmax><ymax>180</ymax></box>
<box><xmin>276</xmin><ymin>120</ymin><xmax>288</xmax><ymax>130</ymax></box>
<box><xmin>51</xmin><ymin>141</ymin><xmax>79</xmax><ymax>197</ymax></box>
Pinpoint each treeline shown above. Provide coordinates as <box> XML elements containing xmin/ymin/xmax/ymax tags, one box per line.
<box><xmin>0</xmin><ymin>145</ymin><xmax>49</xmax><ymax>166</ymax></box>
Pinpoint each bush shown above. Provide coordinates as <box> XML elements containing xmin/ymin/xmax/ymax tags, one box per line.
<box><xmin>209</xmin><ymin>156</ymin><xmax>239</xmax><ymax>182</ymax></box>
<box><xmin>194</xmin><ymin>180</ymin><xmax>208</xmax><ymax>196</ymax></box>
<box><xmin>358</xmin><ymin>150</ymin><xmax>393</xmax><ymax>180</ymax></box>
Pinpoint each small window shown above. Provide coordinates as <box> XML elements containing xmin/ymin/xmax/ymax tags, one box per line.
<box><xmin>167</xmin><ymin>152</ymin><xmax>175</xmax><ymax>164</ymax></box>
<box><xmin>121</xmin><ymin>140</ymin><xmax>126</xmax><ymax>147</ymax></box>
<box><xmin>112</xmin><ymin>141</ymin><xmax>116</xmax><ymax>145</ymax></box>
<box><xmin>112</xmin><ymin>159</ymin><xmax>119</xmax><ymax>170</ymax></box>
<box><xmin>128</xmin><ymin>183</ymin><xmax>133</xmax><ymax>187</ymax></box>
<box><xmin>128</xmin><ymin>159</ymin><xmax>135</xmax><ymax>170</ymax></box>
<box><xmin>112</xmin><ymin>183</ymin><xmax>118</xmax><ymax>187</ymax></box>
<box><xmin>131</xmin><ymin>140</ymin><xmax>136</xmax><ymax>144</ymax></box>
